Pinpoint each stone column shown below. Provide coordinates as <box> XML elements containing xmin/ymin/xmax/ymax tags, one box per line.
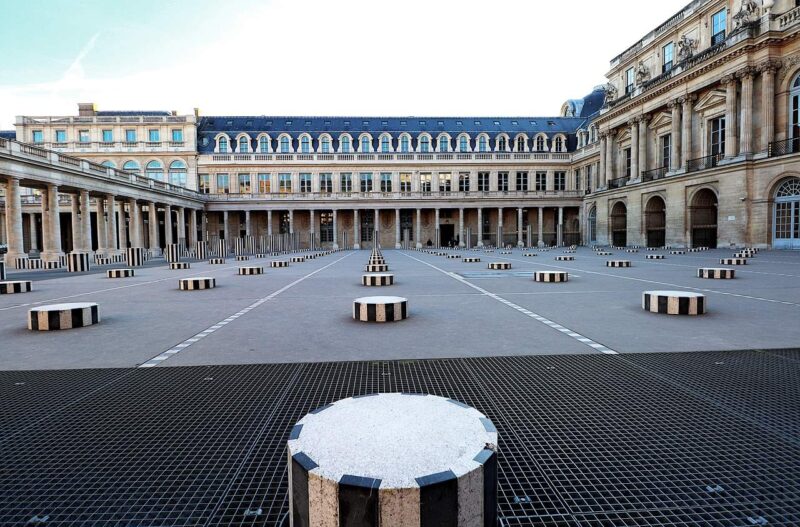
<box><xmin>288</xmin><ymin>210</ymin><xmax>294</xmax><ymax>234</ymax></box>
<box><xmin>105</xmin><ymin>193</ymin><xmax>117</xmax><ymax>253</ymax></box>
<box><xmin>118</xmin><ymin>200</ymin><xmax>128</xmax><ymax>250</ymax></box>
<box><xmin>245</xmin><ymin>210</ymin><xmax>252</xmax><ymax>238</ymax></box>
<box><xmin>309</xmin><ymin>209</ymin><xmax>316</xmax><ymax>249</ymax></box>
<box><xmin>96</xmin><ymin>196</ymin><xmax>107</xmax><ymax>255</ymax></box>
<box><xmin>598</xmin><ymin>133</ymin><xmax>607</xmax><ymax>187</ymax></box>
<box><xmin>459</xmin><ymin>208</ymin><xmax>465</xmax><ymax>247</ymax></box>
<box><xmin>538</xmin><ymin>207</ymin><xmax>544</xmax><ymax>247</ymax></box>
<box><xmin>630</xmin><ymin>119</ymin><xmax>639</xmax><ymax>181</ymax></box>
<box><xmin>177</xmin><ymin>207</ymin><xmax>186</xmax><ymax>246</ymax></box>
<box><xmin>496</xmin><ymin>207</ymin><xmax>503</xmax><ymax>247</ymax></box>
<box><xmin>71</xmin><ymin>195</ymin><xmax>82</xmax><ymax>252</ymax></box>
<box><xmin>163</xmin><ymin>204</ymin><xmax>173</xmax><ymax>246</ymax></box>
<box><xmin>738</xmin><ymin>69</ymin><xmax>754</xmax><ymax>156</ymax></box>
<box><xmin>669</xmin><ymin>100</ymin><xmax>682</xmax><ymax>171</ymax></box>
<box><xmin>477</xmin><ymin>208</ymin><xmax>483</xmax><ymax>247</ymax></box>
<box><xmin>415</xmin><ymin>208</ymin><xmax>421</xmax><ymax>248</ymax></box>
<box><xmin>332</xmin><ymin>209</ymin><xmax>339</xmax><ymax>249</ymax></box>
<box><xmin>29</xmin><ymin>212</ymin><xmax>39</xmax><ymax>252</ymax></box>
<box><xmin>681</xmin><ymin>95</ymin><xmax>695</xmax><ymax>163</ymax></box>
<box><xmin>80</xmin><ymin>190</ymin><xmax>92</xmax><ymax>253</ymax></box>
<box><xmin>128</xmin><ymin>198</ymin><xmax>141</xmax><ymax>248</ymax></box>
<box><xmin>395</xmin><ymin>208</ymin><xmax>401</xmax><ymax>249</ymax></box>
<box><xmin>435</xmin><ymin>208</ymin><xmax>440</xmax><ymax>247</ymax></box>
<box><xmin>148</xmin><ymin>202</ymin><xmax>159</xmax><ymax>253</ymax></box>
<box><xmin>222</xmin><ymin>210</ymin><xmax>230</xmax><ymax>253</ymax></box>
<box><xmin>4</xmin><ymin>177</ymin><xmax>27</xmax><ymax>265</ymax></box>
<box><xmin>188</xmin><ymin>209</ymin><xmax>197</xmax><ymax>247</ymax></box>
<box><xmin>0</xmin><ymin>211</ymin><xmax>5</xmax><ymax>245</ymax></box>
<box><xmin>638</xmin><ymin>115</ymin><xmax>649</xmax><ymax>177</ymax></box>
<box><xmin>354</xmin><ymin>209</ymin><xmax>360</xmax><ymax>250</ymax></box>
<box><xmin>722</xmin><ymin>74</ymin><xmax>739</xmax><ymax>158</ymax></box>
<box><xmin>760</xmin><ymin>62</ymin><xmax>778</xmax><ymax>150</ymax></box>
<box><xmin>605</xmin><ymin>131</ymin><xmax>615</xmax><ymax>183</ymax></box>
<box><xmin>557</xmin><ymin>207</ymin><xmax>564</xmax><ymax>247</ymax></box>
<box><xmin>267</xmin><ymin>210</ymin><xmax>273</xmax><ymax>237</ymax></box>
<box><xmin>517</xmin><ymin>207</ymin><xmax>524</xmax><ymax>247</ymax></box>
<box><xmin>373</xmin><ymin>208</ymin><xmax>379</xmax><ymax>247</ymax></box>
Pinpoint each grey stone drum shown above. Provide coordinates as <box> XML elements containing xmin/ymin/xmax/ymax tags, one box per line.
<box><xmin>287</xmin><ymin>393</ymin><xmax>498</xmax><ymax>526</ymax></box>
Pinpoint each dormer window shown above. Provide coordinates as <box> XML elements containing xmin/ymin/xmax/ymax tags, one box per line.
<box><xmin>479</xmin><ymin>136</ymin><xmax>488</xmax><ymax>152</ymax></box>
<box><xmin>280</xmin><ymin>136</ymin><xmax>290</xmax><ymax>153</ymax></box>
<box><xmin>219</xmin><ymin>137</ymin><xmax>228</xmax><ymax>153</ymax></box>
<box><xmin>341</xmin><ymin>136</ymin><xmax>351</xmax><ymax>152</ymax></box>
<box><xmin>381</xmin><ymin>136</ymin><xmax>390</xmax><ymax>152</ymax></box>
<box><xmin>400</xmin><ymin>135</ymin><xmax>410</xmax><ymax>152</ymax></box>
<box><xmin>321</xmin><ymin>137</ymin><xmax>331</xmax><ymax>153</ymax></box>
<box><xmin>459</xmin><ymin>136</ymin><xmax>468</xmax><ymax>152</ymax></box>
<box><xmin>438</xmin><ymin>136</ymin><xmax>449</xmax><ymax>152</ymax></box>
<box><xmin>259</xmin><ymin>136</ymin><xmax>269</xmax><ymax>153</ymax></box>
<box><xmin>516</xmin><ymin>136</ymin><xmax>526</xmax><ymax>152</ymax></box>
<box><xmin>420</xmin><ymin>136</ymin><xmax>430</xmax><ymax>153</ymax></box>
<box><xmin>238</xmin><ymin>137</ymin><xmax>249</xmax><ymax>152</ymax></box>
<box><xmin>536</xmin><ymin>136</ymin><xmax>546</xmax><ymax>151</ymax></box>
<box><xmin>498</xmin><ymin>136</ymin><xmax>507</xmax><ymax>151</ymax></box>
<box><xmin>301</xmin><ymin>136</ymin><xmax>310</xmax><ymax>153</ymax></box>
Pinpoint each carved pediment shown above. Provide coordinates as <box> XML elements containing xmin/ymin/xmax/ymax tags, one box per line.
<box><xmin>694</xmin><ymin>89</ymin><xmax>727</xmax><ymax>113</ymax></box>
<box><xmin>616</xmin><ymin>129</ymin><xmax>632</xmax><ymax>143</ymax></box>
<box><xmin>648</xmin><ymin>111</ymin><xmax>673</xmax><ymax>130</ymax></box>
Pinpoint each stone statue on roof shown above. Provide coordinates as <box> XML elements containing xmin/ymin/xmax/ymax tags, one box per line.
<box><xmin>733</xmin><ymin>0</ymin><xmax>760</xmax><ymax>30</ymax></box>
<box><xmin>677</xmin><ymin>35</ymin><xmax>697</xmax><ymax>62</ymax></box>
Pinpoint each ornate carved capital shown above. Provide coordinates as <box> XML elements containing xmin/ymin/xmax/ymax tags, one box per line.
<box><xmin>720</xmin><ymin>74</ymin><xmax>737</xmax><ymax>87</ymax></box>
<box><xmin>667</xmin><ymin>99</ymin><xmax>681</xmax><ymax>110</ymax></box>
<box><xmin>736</xmin><ymin>67</ymin><xmax>756</xmax><ymax>80</ymax></box>
<box><xmin>758</xmin><ymin>59</ymin><xmax>781</xmax><ymax>74</ymax></box>
<box><xmin>639</xmin><ymin>114</ymin><xmax>652</xmax><ymax>124</ymax></box>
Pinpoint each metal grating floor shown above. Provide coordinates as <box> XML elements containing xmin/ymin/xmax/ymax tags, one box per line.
<box><xmin>1</xmin><ymin>349</ymin><xmax>798</xmax><ymax>526</ymax></box>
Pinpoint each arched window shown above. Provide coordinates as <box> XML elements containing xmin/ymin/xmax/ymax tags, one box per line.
<box><xmin>341</xmin><ymin>136</ymin><xmax>351</xmax><ymax>153</ymax></box>
<box><xmin>420</xmin><ymin>136</ymin><xmax>430</xmax><ymax>153</ymax></box>
<box><xmin>381</xmin><ymin>135</ymin><xmax>390</xmax><ymax>153</ymax></box>
<box><xmin>516</xmin><ymin>136</ymin><xmax>526</xmax><ymax>152</ymax></box>
<box><xmin>280</xmin><ymin>136</ymin><xmax>290</xmax><ymax>153</ymax></box>
<box><xmin>123</xmin><ymin>160</ymin><xmax>140</xmax><ymax>174</ymax></box>
<box><xmin>479</xmin><ymin>136</ymin><xmax>488</xmax><ymax>152</ymax></box>
<box><xmin>146</xmin><ymin>160</ymin><xmax>164</xmax><ymax>181</ymax></box>
<box><xmin>588</xmin><ymin>207</ymin><xmax>597</xmax><ymax>243</ymax></box>
<box><xmin>361</xmin><ymin>136</ymin><xmax>371</xmax><ymax>152</ymax></box>
<box><xmin>555</xmin><ymin>136</ymin><xmax>565</xmax><ymax>152</ymax></box>
<box><xmin>438</xmin><ymin>136</ymin><xmax>449</xmax><ymax>152</ymax></box>
<box><xmin>218</xmin><ymin>137</ymin><xmax>228</xmax><ymax>153</ymax></box>
<box><xmin>259</xmin><ymin>136</ymin><xmax>269</xmax><ymax>153</ymax></box>
<box><xmin>536</xmin><ymin>136</ymin><xmax>546</xmax><ymax>151</ymax></box>
<box><xmin>101</xmin><ymin>160</ymin><xmax>116</xmax><ymax>168</ymax></box>
<box><xmin>321</xmin><ymin>136</ymin><xmax>331</xmax><ymax>153</ymax></box>
<box><xmin>774</xmin><ymin>177</ymin><xmax>800</xmax><ymax>249</ymax></box>
<box><xmin>168</xmin><ymin>160</ymin><xmax>187</xmax><ymax>187</ymax></box>
<box><xmin>790</xmin><ymin>74</ymin><xmax>800</xmax><ymax>141</ymax></box>
<box><xmin>498</xmin><ymin>136</ymin><xmax>507</xmax><ymax>151</ymax></box>
<box><xmin>301</xmin><ymin>136</ymin><xmax>310</xmax><ymax>153</ymax></box>
<box><xmin>400</xmin><ymin>135</ymin><xmax>410</xmax><ymax>152</ymax></box>
<box><xmin>238</xmin><ymin>136</ymin><xmax>249</xmax><ymax>153</ymax></box>
<box><xmin>459</xmin><ymin>136</ymin><xmax>468</xmax><ymax>152</ymax></box>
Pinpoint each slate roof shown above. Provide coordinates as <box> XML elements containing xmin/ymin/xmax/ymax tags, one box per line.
<box><xmin>95</xmin><ymin>111</ymin><xmax>172</xmax><ymax>116</ymax></box>
<box><xmin>0</xmin><ymin>131</ymin><xmax>16</xmax><ymax>140</ymax></box>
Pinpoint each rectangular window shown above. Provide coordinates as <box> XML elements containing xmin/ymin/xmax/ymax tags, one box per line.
<box><xmin>661</xmin><ymin>134</ymin><xmax>671</xmax><ymax>169</ymax></box>
<box><xmin>148</xmin><ymin>129</ymin><xmax>160</xmax><ymax>142</ymax></box>
<box><xmin>625</xmin><ymin>68</ymin><xmax>635</xmax><ymax>94</ymax></box>
<box><xmin>238</xmin><ymin>173</ymin><xmax>251</xmax><ymax>193</ymax></box>
<box><xmin>125</xmin><ymin>129</ymin><xmax>136</xmax><ymax>142</ymax></box>
<box><xmin>516</xmin><ymin>171</ymin><xmax>528</xmax><ymax>192</ymax></box>
<box><xmin>32</xmin><ymin>130</ymin><xmax>43</xmax><ymax>143</ymax></box>
<box><xmin>535</xmin><ymin>171</ymin><xmax>547</xmax><ymax>191</ymax></box>
<box><xmin>300</xmin><ymin>173</ymin><xmax>312</xmax><ymax>193</ymax></box>
<box><xmin>340</xmin><ymin>173</ymin><xmax>352</xmax><ymax>193</ymax></box>
<box><xmin>498</xmin><ymin>172</ymin><xmax>509</xmax><ymax>192</ymax></box>
<box><xmin>477</xmin><ymin>172</ymin><xmax>489</xmax><ymax>192</ymax></box>
<box><xmin>420</xmin><ymin>173</ymin><xmax>432</xmax><ymax>193</ymax></box>
<box><xmin>400</xmin><ymin>173</ymin><xmax>412</xmax><ymax>193</ymax></box>
<box><xmin>55</xmin><ymin>130</ymin><xmax>66</xmax><ymax>143</ymax></box>
<box><xmin>216</xmin><ymin>173</ymin><xmax>229</xmax><ymax>194</ymax></box>
<box><xmin>624</xmin><ymin>148</ymin><xmax>632</xmax><ymax>178</ymax></box>
<box><xmin>710</xmin><ymin>117</ymin><xmax>726</xmax><ymax>156</ymax></box>
<box><xmin>102</xmin><ymin>129</ymin><xmax>113</xmax><ymax>142</ymax></box>
<box><xmin>711</xmin><ymin>9</ymin><xmax>726</xmax><ymax>45</ymax></box>
<box><xmin>663</xmin><ymin>43</ymin><xmax>674</xmax><ymax>73</ymax></box>
<box><xmin>320</xmin><ymin>173</ymin><xmax>332</xmax><ymax>193</ymax></box>
<box><xmin>172</xmin><ymin>129</ymin><xmax>183</xmax><ymax>142</ymax></box>
<box><xmin>279</xmin><ymin>173</ymin><xmax>292</xmax><ymax>193</ymax></box>
<box><xmin>360</xmin><ymin>172</ymin><xmax>373</xmax><ymax>192</ymax></box>
<box><xmin>554</xmin><ymin>171</ymin><xmax>566</xmax><ymax>191</ymax></box>
<box><xmin>78</xmin><ymin>130</ymin><xmax>90</xmax><ymax>143</ymax></box>
<box><xmin>438</xmin><ymin>173</ymin><xmax>451</xmax><ymax>192</ymax></box>
<box><xmin>458</xmin><ymin>172</ymin><xmax>470</xmax><ymax>192</ymax></box>
<box><xmin>320</xmin><ymin>212</ymin><xmax>334</xmax><ymax>243</ymax></box>
<box><xmin>257</xmin><ymin>173</ymin><xmax>270</xmax><ymax>193</ymax></box>
<box><xmin>199</xmin><ymin>174</ymin><xmax>210</xmax><ymax>194</ymax></box>
<box><xmin>380</xmin><ymin>172</ymin><xmax>392</xmax><ymax>192</ymax></box>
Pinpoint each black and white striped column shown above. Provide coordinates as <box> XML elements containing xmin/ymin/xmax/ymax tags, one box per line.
<box><xmin>642</xmin><ymin>291</ymin><xmax>706</xmax><ymax>315</ymax></box>
<box><xmin>698</xmin><ymin>268</ymin><xmax>735</xmax><ymax>279</ymax></box>
<box><xmin>179</xmin><ymin>277</ymin><xmax>216</xmax><ymax>290</ymax></box>
<box><xmin>670</xmin><ymin>250</ymin><xmax>686</xmax><ymax>255</ymax></box>
<box><xmin>555</xmin><ymin>255</ymin><xmax>574</xmax><ymax>261</ymax></box>
<box><xmin>607</xmin><ymin>260</ymin><xmax>632</xmax><ymax>268</ymax></box>
<box><xmin>0</xmin><ymin>280</ymin><xmax>32</xmax><ymax>295</ymax></box>
<box><xmin>534</xmin><ymin>271</ymin><xmax>569</xmax><ymax>282</ymax></box>
<box><xmin>646</xmin><ymin>254</ymin><xmax>665</xmax><ymax>260</ymax></box>
<box><xmin>463</xmin><ymin>257</ymin><xmax>481</xmax><ymax>263</ymax></box>
<box><xmin>447</xmin><ymin>254</ymin><xmax>461</xmax><ymax>259</ymax></box>
<box><xmin>353</xmin><ymin>296</ymin><xmax>408</xmax><ymax>322</ymax></box>
<box><xmin>28</xmin><ymin>302</ymin><xmax>99</xmax><ymax>330</ymax></box>
<box><xmin>288</xmin><ymin>393</ymin><xmax>497</xmax><ymax>526</ymax></box>
<box><xmin>196</xmin><ymin>241</ymin><xmax>208</xmax><ymax>260</ymax></box>
<box><xmin>291</xmin><ymin>256</ymin><xmax>305</xmax><ymax>263</ymax></box>
<box><xmin>365</xmin><ymin>263</ymin><xmax>389</xmax><ymax>272</ymax></box>
<box><xmin>236</xmin><ymin>255</ymin><xmax>250</xmax><ymax>261</ymax></box>
<box><xmin>165</xmin><ymin>243</ymin><xmax>180</xmax><ymax>263</ymax></box>
<box><xmin>238</xmin><ymin>266</ymin><xmax>264</xmax><ymax>275</ymax></box>
<box><xmin>209</xmin><ymin>258</ymin><xmax>226</xmax><ymax>264</ymax></box>
<box><xmin>362</xmin><ymin>274</ymin><xmax>394</xmax><ymax>286</ymax></box>
<box><xmin>66</xmin><ymin>252</ymin><xmax>91</xmax><ymax>273</ymax></box>
<box><xmin>271</xmin><ymin>260</ymin><xmax>289</xmax><ymax>268</ymax></box>
<box><xmin>488</xmin><ymin>262</ymin><xmax>511</xmax><ymax>270</ymax></box>
<box><xmin>107</xmin><ymin>269</ymin><xmax>135</xmax><ymax>278</ymax></box>
<box><xmin>595</xmin><ymin>251</ymin><xmax>612</xmax><ymax>256</ymax></box>
<box><xmin>720</xmin><ymin>258</ymin><xmax>747</xmax><ymax>265</ymax></box>
<box><xmin>127</xmin><ymin>247</ymin><xmax>145</xmax><ymax>267</ymax></box>
<box><xmin>170</xmin><ymin>262</ymin><xmax>191</xmax><ymax>270</ymax></box>
<box><xmin>522</xmin><ymin>253</ymin><xmax>537</xmax><ymax>257</ymax></box>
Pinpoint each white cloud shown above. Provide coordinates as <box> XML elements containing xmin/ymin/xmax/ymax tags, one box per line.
<box><xmin>0</xmin><ymin>0</ymin><xmax>686</xmax><ymax>127</ymax></box>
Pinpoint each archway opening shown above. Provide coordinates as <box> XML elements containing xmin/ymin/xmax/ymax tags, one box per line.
<box><xmin>774</xmin><ymin>177</ymin><xmax>800</xmax><ymax>249</ymax></box>
<box><xmin>645</xmin><ymin>196</ymin><xmax>666</xmax><ymax>247</ymax></box>
<box><xmin>610</xmin><ymin>202</ymin><xmax>627</xmax><ymax>247</ymax></box>
<box><xmin>588</xmin><ymin>207</ymin><xmax>597</xmax><ymax>244</ymax></box>
<box><xmin>690</xmin><ymin>189</ymin><xmax>718</xmax><ymax>248</ymax></box>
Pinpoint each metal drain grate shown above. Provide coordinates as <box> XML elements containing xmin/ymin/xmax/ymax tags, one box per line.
<box><xmin>0</xmin><ymin>349</ymin><xmax>798</xmax><ymax>526</ymax></box>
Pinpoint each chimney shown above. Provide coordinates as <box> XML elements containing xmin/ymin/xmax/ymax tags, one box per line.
<box><xmin>78</xmin><ymin>103</ymin><xmax>96</xmax><ymax>117</ymax></box>
<box><xmin>193</xmin><ymin>107</ymin><xmax>200</xmax><ymax>118</ymax></box>
<box><xmin>171</xmin><ymin>110</ymin><xmax>177</xmax><ymax>116</ymax></box>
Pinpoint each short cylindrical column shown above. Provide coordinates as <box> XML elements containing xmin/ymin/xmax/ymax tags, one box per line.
<box><xmin>29</xmin><ymin>302</ymin><xmax>99</xmax><ymax>330</ymax></box>
<box><xmin>643</xmin><ymin>291</ymin><xmax>706</xmax><ymax>315</ymax></box>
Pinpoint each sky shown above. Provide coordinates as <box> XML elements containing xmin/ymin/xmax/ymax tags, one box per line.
<box><xmin>0</xmin><ymin>0</ymin><xmax>689</xmax><ymax>128</ymax></box>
